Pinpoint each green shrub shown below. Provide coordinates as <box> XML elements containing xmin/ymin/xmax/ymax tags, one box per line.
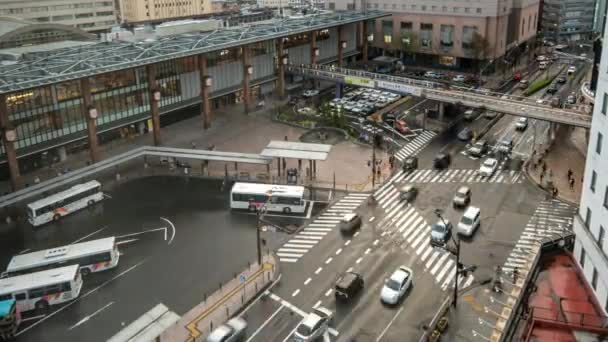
<box><xmin>524</xmin><ymin>78</ymin><xmax>552</xmax><ymax>96</ymax></box>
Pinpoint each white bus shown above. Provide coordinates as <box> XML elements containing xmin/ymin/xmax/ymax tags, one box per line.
<box><xmin>0</xmin><ymin>265</ymin><xmax>83</xmax><ymax>313</ymax></box>
<box><xmin>27</xmin><ymin>180</ymin><xmax>104</xmax><ymax>226</ymax></box>
<box><xmin>230</xmin><ymin>183</ymin><xmax>306</xmax><ymax>214</ymax></box>
<box><xmin>2</xmin><ymin>237</ymin><xmax>119</xmax><ymax>278</ymax></box>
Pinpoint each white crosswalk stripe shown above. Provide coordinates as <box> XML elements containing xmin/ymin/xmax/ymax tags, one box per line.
<box><xmin>400</xmin><ymin>169</ymin><xmax>523</xmax><ymax>184</ymax></box>
<box><xmin>394</xmin><ymin>131</ymin><xmax>437</xmax><ymax>162</ymax></box>
<box><xmin>279</xmin><ymin>192</ymin><xmax>369</xmax><ymax>263</ymax></box>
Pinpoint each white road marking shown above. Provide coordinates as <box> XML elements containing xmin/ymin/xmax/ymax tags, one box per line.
<box><xmin>315</xmin><ymin>267</ymin><xmax>323</xmax><ymax>275</ymax></box>
<box><xmin>369</xmin><ymin>216</ymin><xmax>375</xmax><ymax>222</ymax></box>
<box><xmin>345</xmin><ymin>240</ymin><xmax>351</xmax><ymax>246</ymax></box>
<box><xmin>356</xmin><ymin>257</ymin><xmax>363</xmax><ymax>264</ymax></box>
<box><xmin>68</xmin><ymin>301</ymin><xmax>114</xmax><ymax>331</ymax></box>
<box><xmin>325</xmin><ymin>289</ymin><xmax>332</xmax><ymax>297</ymax></box>
<box><xmin>376</xmin><ymin>307</ymin><xmax>404</xmax><ymax>342</ymax></box>
<box><xmin>335</xmin><ymin>248</ymin><xmax>343</xmax><ymax>255</ymax></box>
<box><xmin>304</xmin><ymin>278</ymin><xmax>312</xmax><ymax>285</ymax></box>
<box><xmin>313</xmin><ymin>300</ymin><xmax>322</xmax><ymax>308</ymax></box>
<box><xmin>364</xmin><ymin>248</ymin><xmax>371</xmax><ymax>254</ymax></box>
<box><xmin>160</xmin><ymin>217</ymin><xmax>176</xmax><ymax>244</ymax></box>
<box><xmin>373</xmin><ymin>239</ymin><xmax>379</xmax><ymax>246</ymax></box>
<box><xmin>354</xmin><ymin>231</ymin><xmax>360</xmax><ymax>237</ymax></box>
<box><xmin>71</xmin><ymin>226</ymin><xmax>107</xmax><ymax>245</ymax></box>
<box><xmin>245</xmin><ymin>305</ymin><xmax>285</xmax><ymax>342</ymax></box>
<box><xmin>325</xmin><ymin>257</ymin><xmax>333</xmax><ymax>264</ymax></box>
<box><xmin>292</xmin><ymin>289</ymin><xmax>300</xmax><ymax>297</ymax></box>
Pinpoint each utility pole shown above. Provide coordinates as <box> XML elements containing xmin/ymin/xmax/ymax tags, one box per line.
<box><xmin>256</xmin><ymin>207</ymin><xmax>262</xmax><ymax>266</ymax></box>
<box><xmin>435</xmin><ymin>209</ymin><xmax>462</xmax><ymax>308</ymax></box>
<box><xmin>371</xmin><ymin>130</ymin><xmax>377</xmax><ymax>189</ymax></box>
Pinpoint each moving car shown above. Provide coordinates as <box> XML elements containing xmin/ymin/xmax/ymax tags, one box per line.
<box><xmin>433</xmin><ymin>153</ymin><xmax>451</xmax><ymax>170</ymax></box>
<box><xmin>536</xmin><ymin>55</ymin><xmax>547</xmax><ymax>62</ymax></box>
<box><xmin>567</xmin><ymin>65</ymin><xmax>576</xmax><ymax>75</ymax></box>
<box><xmin>430</xmin><ymin>220</ymin><xmax>453</xmax><ymax>247</ymax></box>
<box><xmin>453</xmin><ymin>186</ymin><xmax>471</xmax><ymax>208</ymax></box>
<box><xmin>335</xmin><ymin>272</ymin><xmax>364</xmax><ymax>302</ymax></box>
<box><xmin>457</xmin><ymin>127</ymin><xmax>473</xmax><ymax>141</ymax></box>
<box><xmin>399</xmin><ymin>185</ymin><xmax>418</xmax><ymax>202</ymax></box>
<box><xmin>484</xmin><ymin>111</ymin><xmax>498</xmax><ymax>119</ymax></box>
<box><xmin>496</xmin><ymin>139</ymin><xmax>513</xmax><ymax>154</ymax></box>
<box><xmin>538</xmin><ymin>61</ymin><xmax>549</xmax><ymax>70</ymax></box>
<box><xmin>339</xmin><ymin>213</ymin><xmax>362</xmax><ymax>233</ymax></box>
<box><xmin>452</xmin><ymin>75</ymin><xmax>466</xmax><ymax>82</ymax></box>
<box><xmin>206</xmin><ymin>317</ymin><xmax>247</xmax><ymax>342</ymax></box>
<box><xmin>468</xmin><ymin>140</ymin><xmax>488</xmax><ymax>158</ymax></box>
<box><xmin>556</xmin><ymin>76</ymin><xmax>567</xmax><ymax>84</ymax></box>
<box><xmin>402</xmin><ymin>156</ymin><xmax>418</xmax><ymax>172</ymax></box>
<box><xmin>380</xmin><ymin>266</ymin><xmax>413</xmax><ymax>305</ymax></box>
<box><xmin>546</xmin><ymin>85</ymin><xmax>558</xmax><ymax>94</ymax></box>
<box><xmin>424</xmin><ymin>71</ymin><xmax>439</xmax><ymax>79</ymax></box>
<box><xmin>567</xmin><ymin>94</ymin><xmax>577</xmax><ymax>104</ymax></box>
<box><xmin>294</xmin><ymin>307</ymin><xmax>334</xmax><ymax>342</ymax></box>
<box><xmin>383</xmin><ymin>112</ymin><xmax>397</xmax><ymax>125</ymax></box>
<box><xmin>515</xmin><ymin>117</ymin><xmax>528</xmax><ymax>131</ymax></box>
<box><xmin>519</xmin><ymin>79</ymin><xmax>529</xmax><ymax>89</ymax></box>
<box><xmin>457</xmin><ymin>206</ymin><xmax>481</xmax><ymax>237</ymax></box>
<box><xmin>479</xmin><ymin>158</ymin><xmax>498</xmax><ymax>178</ymax></box>
<box><xmin>302</xmin><ymin>89</ymin><xmax>320</xmax><ymax>98</ymax></box>
<box><xmin>395</xmin><ymin>120</ymin><xmax>411</xmax><ymax>134</ymax></box>
<box><xmin>463</xmin><ymin>109</ymin><xmax>479</xmax><ymax>121</ymax></box>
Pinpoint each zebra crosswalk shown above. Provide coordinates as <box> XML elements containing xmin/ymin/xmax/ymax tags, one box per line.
<box><xmin>373</xmin><ymin>183</ymin><xmax>475</xmax><ymax>291</ymax></box>
<box><xmin>396</xmin><ymin>168</ymin><xmax>523</xmax><ymax>184</ymax></box>
<box><xmin>277</xmin><ymin>193</ymin><xmax>369</xmax><ymax>263</ymax></box>
<box><xmin>501</xmin><ymin>200</ymin><xmax>575</xmax><ymax>274</ymax></box>
<box><xmin>394</xmin><ymin>130</ymin><xmax>437</xmax><ymax>162</ymax></box>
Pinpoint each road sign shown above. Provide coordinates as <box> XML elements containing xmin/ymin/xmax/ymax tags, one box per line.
<box><xmin>239</xmin><ymin>274</ymin><xmax>247</xmax><ymax>282</ymax></box>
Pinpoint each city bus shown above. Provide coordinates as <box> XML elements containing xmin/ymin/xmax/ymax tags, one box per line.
<box><xmin>230</xmin><ymin>182</ymin><xmax>306</xmax><ymax>214</ymax></box>
<box><xmin>27</xmin><ymin>180</ymin><xmax>104</xmax><ymax>226</ymax></box>
<box><xmin>1</xmin><ymin>237</ymin><xmax>119</xmax><ymax>278</ymax></box>
<box><xmin>0</xmin><ymin>265</ymin><xmax>83</xmax><ymax>313</ymax></box>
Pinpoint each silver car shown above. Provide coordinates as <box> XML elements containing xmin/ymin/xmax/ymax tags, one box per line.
<box><xmin>206</xmin><ymin>317</ymin><xmax>247</xmax><ymax>342</ymax></box>
<box><xmin>293</xmin><ymin>307</ymin><xmax>334</xmax><ymax>342</ymax></box>
<box><xmin>380</xmin><ymin>266</ymin><xmax>413</xmax><ymax>305</ymax></box>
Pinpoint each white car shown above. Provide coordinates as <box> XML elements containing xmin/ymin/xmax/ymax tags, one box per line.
<box><xmin>294</xmin><ymin>307</ymin><xmax>334</xmax><ymax>342</ymax></box>
<box><xmin>479</xmin><ymin>158</ymin><xmax>498</xmax><ymax>177</ymax></box>
<box><xmin>452</xmin><ymin>74</ymin><xmax>466</xmax><ymax>82</ymax></box>
<box><xmin>515</xmin><ymin>117</ymin><xmax>528</xmax><ymax>131</ymax></box>
<box><xmin>206</xmin><ymin>317</ymin><xmax>247</xmax><ymax>342</ymax></box>
<box><xmin>302</xmin><ymin>89</ymin><xmax>319</xmax><ymax>98</ymax></box>
<box><xmin>567</xmin><ymin>66</ymin><xmax>576</xmax><ymax>75</ymax></box>
<box><xmin>424</xmin><ymin>71</ymin><xmax>438</xmax><ymax>78</ymax></box>
<box><xmin>380</xmin><ymin>266</ymin><xmax>413</xmax><ymax>305</ymax></box>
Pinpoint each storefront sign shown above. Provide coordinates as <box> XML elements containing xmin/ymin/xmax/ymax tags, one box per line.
<box><xmin>376</xmin><ymin>81</ymin><xmax>422</xmax><ymax>96</ymax></box>
<box><xmin>345</xmin><ymin>76</ymin><xmax>375</xmax><ymax>88</ymax></box>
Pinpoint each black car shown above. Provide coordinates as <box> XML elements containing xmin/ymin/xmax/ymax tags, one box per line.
<box><xmin>383</xmin><ymin>112</ymin><xmax>397</xmax><ymax>125</ymax></box>
<box><xmin>403</xmin><ymin>156</ymin><xmax>418</xmax><ymax>172</ymax></box>
<box><xmin>434</xmin><ymin>153</ymin><xmax>451</xmax><ymax>170</ymax></box>
<box><xmin>339</xmin><ymin>213</ymin><xmax>362</xmax><ymax>233</ymax></box>
<box><xmin>546</xmin><ymin>85</ymin><xmax>559</xmax><ymax>94</ymax></box>
<box><xmin>335</xmin><ymin>272</ymin><xmax>364</xmax><ymax>302</ymax></box>
<box><xmin>399</xmin><ymin>185</ymin><xmax>418</xmax><ymax>202</ymax></box>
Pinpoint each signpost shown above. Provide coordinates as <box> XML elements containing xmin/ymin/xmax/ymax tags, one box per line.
<box><xmin>376</xmin><ymin>80</ymin><xmax>422</xmax><ymax>96</ymax></box>
<box><xmin>345</xmin><ymin>76</ymin><xmax>375</xmax><ymax>88</ymax></box>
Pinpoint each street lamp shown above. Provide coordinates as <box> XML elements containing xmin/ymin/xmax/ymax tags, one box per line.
<box><xmin>434</xmin><ymin>208</ymin><xmax>463</xmax><ymax>308</ymax></box>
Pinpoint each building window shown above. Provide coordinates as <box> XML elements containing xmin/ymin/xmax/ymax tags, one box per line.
<box><xmin>586</xmin><ymin>207</ymin><xmax>592</xmax><ymax>228</ymax></box>
<box><xmin>591</xmin><ymin>171</ymin><xmax>597</xmax><ymax>192</ymax></box>
<box><xmin>597</xmin><ymin>132</ymin><xmax>603</xmax><ymax>154</ymax></box>
<box><xmin>392</xmin><ymin>3</ymin><xmax>396</xmax><ymax>9</ymax></box>
<box><xmin>382</xmin><ymin>20</ymin><xmax>392</xmax><ymax>44</ymax></box>
<box><xmin>599</xmin><ymin>226</ymin><xmax>605</xmax><ymax>249</ymax></box>
<box><xmin>580</xmin><ymin>248</ymin><xmax>586</xmax><ymax>267</ymax></box>
<box><xmin>453</xmin><ymin>7</ymin><xmax>459</xmax><ymax>13</ymax></box>
<box><xmin>421</xmin><ymin>5</ymin><xmax>426</xmax><ymax>11</ymax></box>
<box><xmin>602</xmin><ymin>93</ymin><xmax>607</xmax><ymax>114</ymax></box>
<box><xmin>464</xmin><ymin>7</ymin><xmax>470</xmax><ymax>13</ymax></box>
<box><xmin>592</xmin><ymin>268</ymin><xmax>598</xmax><ymax>290</ymax></box>
<box><xmin>442</xmin><ymin>6</ymin><xmax>447</xmax><ymax>12</ymax></box>
<box><xmin>440</xmin><ymin>25</ymin><xmax>454</xmax><ymax>48</ymax></box>
<box><xmin>401</xmin><ymin>22</ymin><xmax>412</xmax><ymax>30</ymax></box>
<box><xmin>476</xmin><ymin>8</ymin><xmax>481</xmax><ymax>14</ymax></box>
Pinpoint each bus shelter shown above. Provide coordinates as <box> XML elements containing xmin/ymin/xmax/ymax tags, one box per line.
<box><xmin>260</xmin><ymin>141</ymin><xmax>331</xmax><ymax>181</ymax></box>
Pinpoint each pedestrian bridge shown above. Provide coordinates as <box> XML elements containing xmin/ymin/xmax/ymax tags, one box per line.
<box><xmin>287</xmin><ymin>64</ymin><xmax>592</xmax><ymax>128</ymax></box>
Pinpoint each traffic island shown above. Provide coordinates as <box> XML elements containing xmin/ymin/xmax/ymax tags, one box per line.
<box><xmin>160</xmin><ymin>254</ymin><xmax>279</xmax><ymax>342</ymax></box>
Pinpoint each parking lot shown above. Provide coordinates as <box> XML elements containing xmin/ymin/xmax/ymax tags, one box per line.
<box><xmin>0</xmin><ymin>176</ymin><xmax>315</xmax><ymax>342</ymax></box>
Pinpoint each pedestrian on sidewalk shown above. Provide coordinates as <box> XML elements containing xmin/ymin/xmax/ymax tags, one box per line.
<box><xmin>191</xmin><ymin>141</ymin><xmax>197</xmax><ymax>149</ymax></box>
<box><xmin>570</xmin><ymin>177</ymin><xmax>575</xmax><ymax>190</ymax></box>
<box><xmin>540</xmin><ymin>172</ymin><xmax>544</xmax><ymax>184</ymax></box>
<box><xmin>567</xmin><ymin>168</ymin><xmax>573</xmax><ymax>180</ymax></box>
<box><xmin>552</xmin><ymin>187</ymin><xmax>559</xmax><ymax>199</ymax></box>
<box><xmin>513</xmin><ymin>267</ymin><xmax>520</xmax><ymax>283</ymax></box>
<box><xmin>541</xmin><ymin>162</ymin><xmax>546</xmax><ymax>174</ymax></box>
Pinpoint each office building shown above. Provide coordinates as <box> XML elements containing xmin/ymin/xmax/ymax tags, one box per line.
<box><xmin>120</xmin><ymin>0</ymin><xmax>212</xmax><ymax>23</ymax></box>
<box><xmin>542</xmin><ymin>0</ymin><xmax>597</xmax><ymax>43</ymax></box>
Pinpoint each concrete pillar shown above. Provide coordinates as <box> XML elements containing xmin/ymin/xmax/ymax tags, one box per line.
<box><xmin>335</xmin><ymin>84</ymin><xmax>343</xmax><ymax>98</ymax></box>
<box><xmin>199</xmin><ymin>55</ymin><xmax>212</xmax><ymax>129</ymax></box>
<box><xmin>438</xmin><ymin>102</ymin><xmax>445</xmax><ymax>121</ymax></box>
<box><xmin>234</xmin><ymin>162</ymin><xmax>238</xmax><ymax>171</ymax></box>
<box><xmin>313</xmin><ymin>160</ymin><xmax>317</xmax><ymax>179</ymax></box>
<box><xmin>298</xmin><ymin>159</ymin><xmax>302</xmax><ymax>171</ymax></box>
<box><xmin>242</xmin><ymin>45</ymin><xmax>252</xmax><ymax>114</ymax></box>
<box><xmin>308</xmin><ymin>160</ymin><xmax>313</xmax><ymax>180</ymax></box>
<box><xmin>310</xmin><ymin>31</ymin><xmax>318</xmax><ymax>65</ymax></box>
<box><xmin>276</xmin><ymin>39</ymin><xmax>286</xmax><ymax>99</ymax></box>
<box><xmin>80</xmin><ymin>78</ymin><xmax>100</xmax><ymax>164</ymax></box>
<box><xmin>0</xmin><ymin>94</ymin><xmax>22</xmax><ymax>191</ymax></box>
<box><xmin>362</xmin><ymin>21</ymin><xmax>369</xmax><ymax>64</ymax></box>
<box><xmin>146</xmin><ymin>64</ymin><xmax>162</xmax><ymax>146</ymax></box>
<box><xmin>277</xmin><ymin>158</ymin><xmax>281</xmax><ymax>177</ymax></box>
<box><xmin>337</xmin><ymin>26</ymin><xmax>344</xmax><ymax>67</ymax></box>
<box><xmin>57</xmin><ymin>146</ymin><xmax>67</xmax><ymax>162</ymax></box>
<box><xmin>266</xmin><ymin>163</ymin><xmax>270</xmax><ymax>175</ymax></box>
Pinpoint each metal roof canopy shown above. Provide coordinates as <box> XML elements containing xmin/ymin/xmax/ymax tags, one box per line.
<box><xmin>0</xmin><ymin>10</ymin><xmax>388</xmax><ymax>94</ymax></box>
<box><xmin>260</xmin><ymin>140</ymin><xmax>332</xmax><ymax>161</ymax></box>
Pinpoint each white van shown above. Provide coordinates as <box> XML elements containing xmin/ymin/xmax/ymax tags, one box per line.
<box><xmin>457</xmin><ymin>206</ymin><xmax>481</xmax><ymax>237</ymax></box>
<box><xmin>539</xmin><ymin>61</ymin><xmax>549</xmax><ymax>70</ymax></box>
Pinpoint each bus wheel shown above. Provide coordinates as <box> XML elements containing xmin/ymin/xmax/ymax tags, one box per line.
<box><xmin>283</xmin><ymin>207</ymin><xmax>292</xmax><ymax>214</ymax></box>
<box><xmin>53</xmin><ymin>214</ymin><xmax>61</xmax><ymax>221</ymax></box>
<box><xmin>248</xmin><ymin>205</ymin><xmax>256</xmax><ymax>212</ymax></box>
<box><xmin>35</xmin><ymin>300</ymin><xmax>49</xmax><ymax>313</ymax></box>
<box><xmin>80</xmin><ymin>268</ymin><xmax>91</xmax><ymax>276</ymax></box>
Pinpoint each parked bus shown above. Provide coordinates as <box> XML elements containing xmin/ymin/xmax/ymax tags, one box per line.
<box><xmin>2</xmin><ymin>237</ymin><xmax>119</xmax><ymax>278</ymax></box>
<box><xmin>230</xmin><ymin>183</ymin><xmax>306</xmax><ymax>214</ymax></box>
<box><xmin>0</xmin><ymin>299</ymin><xmax>20</xmax><ymax>340</ymax></box>
<box><xmin>0</xmin><ymin>265</ymin><xmax>83</xmax><ymax>313</ymax></box>
<box><xmin>27</xmin><ymin>180</ymin><xmax>104</xmax><ymax>226</ymax></box>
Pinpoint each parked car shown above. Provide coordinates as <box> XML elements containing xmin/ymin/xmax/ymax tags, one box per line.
<box><xmin>519</xmin><ymin>80</ymin><xmax>529</xmax><ymax>89</ymax></box>
<box><xmin>294</xmin><ymin>307</ymin><xmax>334</xmax><ymax>342</ymax></box>
<box><xmin>551</xmin><ymin>97</ymin><xmax>562</xmax><ymax>108</ymax></box>
<box><xmin>452</xmin><ymin>75</ymin><xmax>466</xmax><ymax>82</ymax></box>
<box><xmin>380</xmin><ymin>266</ymin><xmax>413</xmax><ymax>305</ymax></box>
<box><xmin>468</xmin><ymin>140</ymin><xmax>488</xmax><ymax>157</ymax></box>
<box><xmin>433</xmin><ymin>153</ymin><xmax>451</xmax><ymax>170</ymax></box>
<box><xmin>556</xmin><ymin>76</ymin><xmax>567</xmax><ymax>84</ymax></box>
<box><xmin>479</xmin><ymin>158</ymin><xmax>498</xmax><ymax>178</ymax></box>
<box><xmin>335</xmin><ymin>272</ymin><xmax>364</xmax><ymax>302</ymax></box>
<box><xmin>302</xmin><ymin>89</ymin><xmax>320</xmax><ymax>98</ymax></box>
<box><xmin>430</xmin><ymin>220</ymin><xmax>453</xmax><ymax>247</ymax></box>
<box><xmin>463</xmin><ymin>109</ymin><xmax>479</xmax><ymax>121</ymax></box>
<box><xmin>567</xmin><ymin>93</ymin><xmax>577</xmax><ymax>104</ymax></box>
<box><xmin>206</xmin><ymin>318</ymin><xmax>247</xmax><ymax>342</ymax></box>
<box><xmin>567</xmin><ymin>65</ymin><xmax>576</xmax><ymax>75</ymax></box>
<box><xmin>395</xmin><ymin>120</ymin><xmax>411</xmax><ymax>134</ymax></box>
<box><xmin>339</xmin><ymin>213</ymin><xmax>362</xmax><ymax>233</ymax></box>
<box><xmin>457</xmin><ymin>206</ymin><xmax>481</xmax><ymax>237</ymax></box>
<box><xmin>383</xmin><ymin>112</ymin><xmax>397</xmax><ymax>125</ymax></box>
<box><xmin>539</xmin><ymin>61</ymin><xmax>549</xmax><ymax>70</ymax></box>
<box><xmin>402</xmin><ymin>156</ymin><xmax>418</xmax><ymax>172</ymax></box>
<box><xmin>484</xmin><ymin>111</ymin><xmax>498</xmax><ymax>119</ymax></box>
<box><xmin>515</xmin><ymin>117</ymin><xmax>528</xmax><ymax>131</ymax></box>
<box><xmin>546</xmin><ymin>85</ymin><xmax>559</xmax><ymax>94</ymax></box>
<box><xmin>453</xmin><ymin>186</ymin><xmax>471</xmax><ymax>208</ymax></box>
<box><xmin>399</xmin><ymin>185</ymin><xmax>418</xmax><ymax>202</ymax></box>
<box><xmin>457</xmin><ymin>127</ymin><xmax>473</xmax><ymax>141</ymax></box>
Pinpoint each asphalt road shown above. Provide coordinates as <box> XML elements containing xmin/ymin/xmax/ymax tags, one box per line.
<box><xmin>0</xmin><ymin>177</ymin><xmax>312</xmax><ymax>342</ymax></box>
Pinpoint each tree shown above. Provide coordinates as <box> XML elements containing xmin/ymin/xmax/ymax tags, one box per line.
<box><xmin>399</xmin><ymin>31</ymin><xmax>418</xmax><ymax>54</ymax></box>
<box><xmin>469</xmin><ymin>32</ymin><xmax>491</xmax><ymax>61</ymax></box>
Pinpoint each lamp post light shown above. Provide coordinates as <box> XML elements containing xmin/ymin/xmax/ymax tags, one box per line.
<box><xmin>204</xmin><ymin>76</ymin><xmax>213</xmax><ymax>87</ymax></box>
<box><xmin>340</xmin><ymin>40</ymin><xmax>347</xmax><ymax>49</ymax></box>
<box><xmin>152</xmin><ymin>89</ymin><xmax>161</xmax><ymax>102</ymax></box>
<box><xmin>246</xmin><ymin>65</ymin><xmax>254</xmax><ymax>75</ymax></box>
<box><xmin>87</xmin><ymin>106</ymin><xmax>98</xmax><ymax>119</ymax></box>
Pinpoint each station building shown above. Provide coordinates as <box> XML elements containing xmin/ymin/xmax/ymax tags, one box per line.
<box><xmin>0</xmin><ymin>10</ymin><xmax>386</xmax><ymax>191</ymax></box>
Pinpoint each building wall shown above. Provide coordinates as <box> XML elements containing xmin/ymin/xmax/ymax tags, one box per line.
<box><xmin>0</xmin><ymin>0</ymin><xmax>117</xmax><ymax>33</ymax></box>
<box><xmin>121</xmin><ymin>0</ymin><xmax>212</xmax><ymax>23</ymax></box>
<box><xmin>542</xmin><ymin>0</ymin><xmax>597</xmax><ymax>43</ymax></box>
<box><xmin>573</xmin><ymin>12</ymin><xmax>608</xmax><ymax>315</ymax></box>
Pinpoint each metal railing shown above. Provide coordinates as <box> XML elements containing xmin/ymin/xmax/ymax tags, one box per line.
<box><xmin>287</xmin><ymin>64</ymin><xmax>592</xmax><ymax>128</ymax></box>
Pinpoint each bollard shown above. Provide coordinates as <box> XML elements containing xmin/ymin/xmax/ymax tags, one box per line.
<box><xmin>248</xmin><ymin>261</ymin><xmax>251</xmax><ymax>269</ymax></box>
<box><xmin>210</xmin><ymin>321</ymin><xmax>213</xmax><ymax>331</ymax></box>
<box><xmin>226</xmin><ymin>307</ymin><xmax>229</xmax><ymax>318</ymax></box>
<box><xmin>204</xmin><ymin>293</ymin><xmax>207</xmax><ymax>302</ymax></box>
<box><xmin>255</xmin><ymin>282</ymin><xmax>258</xmax><ymax>292</ymax></box>
<box><xmin>241</xmin><ymin>294</ymin><xmax>244</xmax><ymax>304</ymax></box>
<box><xmin>219</xmin><ymin>282</ymin><xmax>222</xmax><ymax>291</ymax></box>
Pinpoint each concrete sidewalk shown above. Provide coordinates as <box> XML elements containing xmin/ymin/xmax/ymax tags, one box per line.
<box><xmin>161</xmin><ymin>254</ymin><xmax>278</xmax><ymax>342</ymax></box>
